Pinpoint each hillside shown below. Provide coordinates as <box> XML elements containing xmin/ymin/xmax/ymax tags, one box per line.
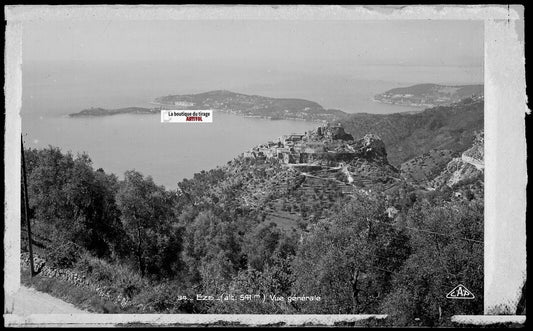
<box><xmin>373</xmin><ymin>83</ymin><xmax>483</xmax><ymax>107</ymax></box>
<box><xmin>400</xmin><ymin>149</ymin><xmax>458</xmax><ymax>186</ymax></box>
<box><xmin>339</xmin><ymin>98</ymin><xmax>484</xmax><ymax>166</ymax></box>
<box><xmin>394</xmin><ymin>129</ymin><xmax>484</xmax><ymax>201</ymax></box>
<box><xmin>153</xmin><ymin>90</ymin><xmax>346</xmax><ymax>122</ymax></box>
<box><xmin>429</xmin><ymin>131</ymin><xmax>484</xmax><ymax>189</ymax></box>
<box><xmin>177</xmin><ymin>125</ymin><xmax>402</xmax><ymax>233</ymax></box>
<box><xmin>175</xmin><ymin>122</ymin><xmax>485</xmax><ymax>240</ymax></box>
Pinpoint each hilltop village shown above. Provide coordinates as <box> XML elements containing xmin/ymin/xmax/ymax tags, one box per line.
<box><xmin>242</xmin><ymin>121</ymin><xmax>484</xmax><ymax>201</ymax></box>
<box><xmin>244</xmin><ymin>124</ymin><xmax>385</xmax><ymax>166</ymax></box>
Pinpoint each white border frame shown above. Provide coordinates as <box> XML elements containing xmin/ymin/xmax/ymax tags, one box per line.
<box><xmin>4</xmin><ymin>5</ymin><xmax>527</xmax><ymax>327</ymax></box>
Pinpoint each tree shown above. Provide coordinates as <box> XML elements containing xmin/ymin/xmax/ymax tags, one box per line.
<box><xmin>181</xmin><ymin>210</ymin><xmax>245</xmax><ymax>288</ymax></box>
<box><xmin>25</xmin><ymin>146</ymin><xmax>124</xmax><ymax>259</ymax></box>
<box><xmin>116</xmin><ymin>170</ymin><xmax>178</xmax><ymax>278</ymax></box>
<box><xmin>244</xmin><ymin>222</ymin><xmax>298</xmax><ymax>272</ymax></box>
<box><xmin>291</xmin><ymin>194</ymin><xmax>410</xmax><ymax>314</ymax></box>
<box><xmin>380</xmin><ymin>198</ymin><xmax>483</xmax><ymax>326</ymax></box>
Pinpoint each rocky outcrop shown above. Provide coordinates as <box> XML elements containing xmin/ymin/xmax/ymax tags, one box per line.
<box><xmin>443</xmin><ymin>160</ymin><xmax>482</xmax><ymax>187</ymax></box>
<box><xmin>430</xmin><ymin>131</ymin><xmax>484</xmax><ymax>188</ymax></box>
<box><xmin>353</xmin><ymin>134</ymin><xmax>388</xmax><ymax>163</ymax></box>
<box><xmin>248</xmin><ymin>126</ymin><xmax>385</xmax><ymax>167</ymax></box>
<box><xmin>250</xmin><ymin>125</ymin><xmax>391</xmax><ymax>168</ymax></box>
<box><xmin>400</xmin><ymin>149</ymin><xmax>457</xmax><ymax>185</ymax></box>
<box><xmin>242</xmin><ymin>126</ymin><xmax>402</xmax><ymax>196</ymax></box>
<box><xmin>322</xmin><ymin>125</ymin><xmax>354</xmax><ymax>141</ymax></box>
<box><xmin>461</xmin><ymin>132</ymin><xmax>484</xmax><ymax>170</ymax></box>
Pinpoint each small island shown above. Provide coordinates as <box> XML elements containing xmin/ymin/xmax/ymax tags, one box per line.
<box><xmin>373</xmin><ymin>83</ymin><xmax>484</xmax><ymax>107</ymax></box>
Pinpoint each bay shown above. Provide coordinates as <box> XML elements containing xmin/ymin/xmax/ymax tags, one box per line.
<box><xmin>21</xmin><ymin>61</ymin><xmax>483</xmax><ymax>189</ymax></box>
<box><xmin>22</xmin><ymin>112</ymin><xmax>318</xmax><ymax>189</ymax></box>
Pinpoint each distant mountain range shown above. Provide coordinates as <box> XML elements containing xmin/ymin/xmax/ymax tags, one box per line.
<box><xmin>373</xmin><ymin>83</ymin><xmax>484</xmax><ymax>107</ymax></box>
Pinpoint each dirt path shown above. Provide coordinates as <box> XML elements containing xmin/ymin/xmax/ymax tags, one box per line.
<box><xmin>7</xmin><ymin>286</ymin><xmax>88</xmax><ymax>315</ymax></box>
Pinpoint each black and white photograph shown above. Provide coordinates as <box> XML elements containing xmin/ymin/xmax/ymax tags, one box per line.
<box><xmin>4</xmin><ymin>5</ymin><xmax>527</xmax><ymax>328</ymax></box>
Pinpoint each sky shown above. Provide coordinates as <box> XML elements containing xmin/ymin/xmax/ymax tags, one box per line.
<box><xmin>23</xmin><ymin>20</ymin><xmax>484</xmax><ymax>68</ymax></box>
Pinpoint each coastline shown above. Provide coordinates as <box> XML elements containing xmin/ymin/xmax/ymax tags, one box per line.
<box><xmin>149</xmin><ymin>101</ymin><xmax>329</xmax><ymax>123</ymax></box>
<box><xmin>371</xmin><ymin>98</ymin><xmax>431</xmax><ymax>109</ymax></box>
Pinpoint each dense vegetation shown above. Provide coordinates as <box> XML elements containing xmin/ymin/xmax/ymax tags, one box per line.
<box><xmin>21</xmin><ymin>143</ymin><xmax>483</xmax><ymax>325</ymax></box>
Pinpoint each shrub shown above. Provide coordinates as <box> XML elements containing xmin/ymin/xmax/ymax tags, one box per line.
<box><xmin>132</xmin><ymin>282</ymin><xmax>202</xmax><ymax>313</ymax></box>
<box><xmin>75</xmin><ymin>253</ymin><xmax>146</xmax><ymax>294</ymax></box>
<box><xmin>46</xmin><ymin>241</ymin><xmax>82</xmax><ymax>269</ymax></box>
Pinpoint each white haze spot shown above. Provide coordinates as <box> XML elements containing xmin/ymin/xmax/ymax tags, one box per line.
<box><xmin>33</xmin><ymin>139</ymin><xmax>39</xmax><ymax>144</ymax></box>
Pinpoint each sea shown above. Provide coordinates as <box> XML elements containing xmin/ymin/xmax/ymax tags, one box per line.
<box><xmin>21</xmin><ymin>61</ymin><xmax>483</xmax><ymax>189</ymax></box>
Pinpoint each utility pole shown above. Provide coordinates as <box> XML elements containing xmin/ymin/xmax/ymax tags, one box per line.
<box><xmin>21</xmin><ymin>135</ymin><xmax>36</xmax><ymax>277</ymax></box>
